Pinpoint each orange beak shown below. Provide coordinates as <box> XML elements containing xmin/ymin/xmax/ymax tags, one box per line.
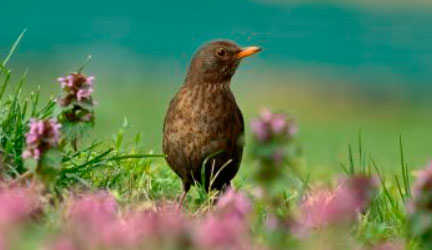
<box><xmin>236</xmin><ymin>46</ymin><xmax>262</xmax><ymax>59</ymax></box>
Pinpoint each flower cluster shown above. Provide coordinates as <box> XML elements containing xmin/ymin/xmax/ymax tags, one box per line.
<box><xmin>56</xmin><ymin>73</ymin><xmax>95</xmax><ymax>124</ymax></box>
<box><xmin>408</xmin><ymin>162</ymin><xmax>432</xmax><ymax>213</ymax></box>
<box><xmin>0</xmin><ymin>186</ymin><xmax>41</xmax><ymax>228</ymax></box>
<box><xmin>196</xmin><ymin>188</ymin><xmax>253</xmax><ymax>250</ymax></box>
<box><xmin>372</xmin><ymin>240</ymin><xmax>404</xmax><ymax>250</ymax></box>
<box><xmin>216</xmin><ymin>188</ymin><xmax>251</xmax><ymax>220</ymax></box>
<box><xmin>0</xmin><ymin>185</ymin><xmax>41</xmax><ymax>250</ymax></box>
<box><xmin>22</xmin><ymin>119</ymin><xmax>61</xmax><ymax>160</ymax></box>
<box><xmin>50</xmin><ymin>190</ymin><xmax>254</xmax><ymax>250</ymax></box>
<box><xmin>295</xmin><ymin>175</ymin><xmax>378</xmax><ymax>233</ymax></box>
<box><xmin>57</xmin><ymin>73</ymin><xmax>95</xmax><ymax>106</ymax></box>
<box><xmin>251</xmin><ymin>108</ymin><xmax>297</xmax><ymax>143</ymax></box>
<box><xmin>250</xmin><ymin>108</ymin><xmax>298</xmax><ymax>168</ymax></box>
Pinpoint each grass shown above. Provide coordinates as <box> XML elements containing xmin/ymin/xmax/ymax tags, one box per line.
<box><xmin>0</xmin><ymin>32</ymin><xmax>431</xmax><ymax>249</ymax></box>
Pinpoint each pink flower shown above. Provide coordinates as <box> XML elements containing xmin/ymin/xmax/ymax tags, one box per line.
<box><xmin>250</xmin><ymin>119</ymin><xmax>270</xmax><ymax>142</ymax></box>
<box><xmin>250</xmin><ymin>108</ymin><xmax>296</xmax><ymax>143</ymax></box>
<box><xmin>0</xmin><ymin>186</ymin><xmax>40</xmax><ymax>228</ymax></box>
<box><xmin>66</xmin><ymin>191</ymin><xmax>118</xmax><ymax>246</ymax></box>
<box><xmin>269</xmin><ymin>114</ymin><xmax>287</xmax><ymax>134</ymax></box>
<box><xmin>412</xmin><ymin>162</ymin><xmax>432</xmax><ymax>200</ymax></box>
<box><xmin>372</xmin><ymin>240</ymin><xmax>404</xmax><ymax>250</ymax></box>
<box><xmin>0</xmin><ymin>236</ymin><xmax>5</xmax><ymax>250</ymax></box>
<box><xmin>260</xmin><ymin>108</ymin><xmax>273</xmax><ymax>123</ymax></box>
<box><xmin>195</xmin><ymin>189</ymin><xmax>253</xmax><ymax>250</ymax></box>
<box><xmin>22</xmin><ymin>119</ymin><xmax>61</xmax><ymax>160</ymax></box>
<box><xmin>86</xmin><ymin>76</ymin><xmax>95</xmax><ymax>85</ymax></box>
<box><xmin>67</xmin><ymin>191</ymin><xmax>117</xmax><ymax>227</ymax></box>
<box><xmin>76</xmin><ymin>88</ymin><xmax>93</xmax><ymax>101</ymax></box>
<box><xmin>116</xmin><ymin>206</ymin><xmax>190</xmax><ymax>248</ymax></box>
<box><xmin>47</xmin><ymin>237</ymin><xmax>78</xmax><ymax>250</ymax></box>
<box><xmin>57</xmin><ymin>73</ymin><xmax>95</xmax><ymax>106</ymax></box>
<box><xmin>296</xmin><ymin>175</ymin><xmax>378</xmax><ymax>233</ymax></box>
<box><xmin>195</xmin><ymin>214</ymin><xmax>251</xmax><ymax>250</ymax></box>
<box><xmin>217</xmin><ymin>188</ymin><xmax>251</xmax><ymax>220</ymax></box>
<box><xmin>66</xmin><ymin>194</ymin><xmax>191</xmax><ymax>249</ymax></box>
<box><xmin>408</xmin><ymin>162</ymin><xmax>432</xmax><ymax>215</ymax></box>
<box><xmin>57</xmin><ymin>75</ymin><xmax>75</xmax><ymax>89</ymax></box>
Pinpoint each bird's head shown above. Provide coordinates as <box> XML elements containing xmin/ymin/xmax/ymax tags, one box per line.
<box><xmin>185</xmin><ymin>40</ymin><xmax>261</xmax><ymax>85</ymax></box>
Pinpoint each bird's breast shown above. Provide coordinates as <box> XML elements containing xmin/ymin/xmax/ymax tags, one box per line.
<box><xmin>176</xmin><ymin>84</ymin><xmax>239</xmax><ymax>130</ymax></box>
<box><xmin>164</xmin><ymin>83</ymin><xmax>243</xmax><ymax>159</ymax></box>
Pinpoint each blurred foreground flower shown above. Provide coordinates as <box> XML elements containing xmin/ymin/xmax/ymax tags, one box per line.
<box><xmin>0</xmin><ymin>185</ymin><xmax>41</xmax><ymax>228</ymax></box>
<box><xmin>251</xmin><ymin>108</ymin><xmax>297</xmax><ymax>143</ymax></box>
<box><xmin>250</xmin><ymin>108</ymin><xmax>299</xmax><ymax>184</ymax></box>
<box><xmin>407</xmin><ymin>162</ymin><xmax>432</xmax><ymax>247</ymax></box>
<box><xmin>409</xmin><ymin>162</ymin><xmax>432</xmax><ymax>213</ymax></box>
<box><xmin>62</xmin><ymin>190</ymin><xmax>254</xmax><ymax>250</ymax></box>
<box><xmin>196</xmin><ymin>189</ymin><xmax>253</xmax><ymax>250</ymax></box>
<box><xmin>66</xmin><ymin>192</ymin><xmax>118</xmax><ymax>247</ymax></box>
<box><xmin>295</xmin><ymin>175</ymin><xmax>378</xmax><ymax>234</ymax></box>
<box><xmin>65</xmin><ymin>192</ymin><xmax>192</xmax><ymax>249</ymax></box>
<box><xmin>22</xmin><ymin>119</ymin><xmax>61</xmax><ymax>160</ymax></box>
<box><xmin>249</xmin><ymin>108</ymin><xmax>300</xmax><ymax>246</ymax></box>
<box><xmin>0</xmin><ymin>185</ymin><xmax>41</xmax><ymax>250</ymax></box>
<box><xmin>47</xmin><ymin>237</ymin><xmax>78</xmax><ymax>250</ymax></box>
<box><xmin>216</xmin><ymin>188</ymin><xmax>251</xmax><ymax>220</ymax></box>
<box><xmin>372</xmin><ymin>240</ymin><xmax>404</xmax><ymax>250</ymax></box>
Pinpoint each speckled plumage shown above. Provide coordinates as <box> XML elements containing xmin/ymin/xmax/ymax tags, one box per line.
<box><xmin>163</xmin><ymin>40</ymin><xmax>260</xmax><ymax>197</ymax></box>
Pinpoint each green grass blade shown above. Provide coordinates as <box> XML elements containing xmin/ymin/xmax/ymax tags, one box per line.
<box><xmin>110</xmin><ymin>154</ymin><xmax>165</xmax><ymax>161</ymax></box>
<box><xmin>348</xmin><ymin>143</ymin><xmax>355</xmax><ymax>175</ymax></box>
<box><xmin>0</xmin><ymin>70</ymin><xmax>11</xmax><ymax>102</ymax></box>
<box><xmin>1</xmin><ymin>29</ymin><xmax>26</xmax><ymax>68</ymax></box>
<box><xmin>399</xmin><ymin>135</ymin><xmax>411</xmax><ymax>197</ymax></box>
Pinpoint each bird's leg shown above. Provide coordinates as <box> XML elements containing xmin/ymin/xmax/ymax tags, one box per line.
<box><xmin>222</xmin><ymin>182</ymin><xmax>233</xmax><ymax>192</ymax></box>
<box><xmin>177</xmin><ymin>183</ymin><xmax>190</xmax><ymax>210</ymax></box>
<box><xmin>177</xmin><ymin>191</ymin><xmax>188</xmax><ymax>210</ymax></box>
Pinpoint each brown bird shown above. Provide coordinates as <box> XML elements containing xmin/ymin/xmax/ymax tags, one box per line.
<box><xmin>163</xmin><ymin>40</ymin><xmax>261</xmax><ymax>205</ymax></box>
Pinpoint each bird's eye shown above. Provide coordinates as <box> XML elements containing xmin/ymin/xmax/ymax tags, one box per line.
<box><xmin>215</xmin><ymin>48</ymin><xmax>227</xmax><ymax>58</ymax></box>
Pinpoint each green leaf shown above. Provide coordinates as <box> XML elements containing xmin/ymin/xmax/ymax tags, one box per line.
<box><xmin>24</xmin><ymin>158</ymin><xmax>38</xmax><ymax>172</ymax></box>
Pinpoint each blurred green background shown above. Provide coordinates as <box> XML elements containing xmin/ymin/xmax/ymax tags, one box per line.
<box><xmin>1</xmin><ymin>0</ymin><xmax>431</xmax><ymax>177</ymax></box>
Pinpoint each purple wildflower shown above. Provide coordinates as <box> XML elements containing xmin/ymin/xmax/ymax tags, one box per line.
<box><xmin>216</xmin><ymin>188</ymin><xmax>251</xmax><ymax>220</ymax></box>
<box><xmin>194</xmin><ymin>189</ymin><xmax>253</xmax><ymax>250</ymax></box>
<box><xmin>250</xmin><ymin>119</ymin><xmax>270</xmax><ymax>142</ymax></box>
<box><xmin>22</xmin><ymin>119</ymin><xmax>61</xmax><ymax>160</ymax></box>
<box><xmin>412</xmin><ymin>162</ymin><xmax>432</xmax><ymax>201</ymax></box>
<box><xmin>269</xmin><ymin>113</ymin><xmax>287</xmax><ymax>134</ymax></box>
<box><xmin>372</xmin><ymin>240</ymin><xmax>404</xmax><ymax>250</ymax></box>
<box><xmin>117</xmin><ymin>206</ymin><xmax>191</xmax><ymax>248</ymax></box>
<box><xmin>66</xmin><ymin>192</ymin><xmax>126</xmax><ymax>248</ymax></box>
<box><xmin>77</xmin><ymin>88</ymin><xmax>93</xmax><ymax>101</ymax></box>
<box><xmin>406</xmin><ymin>162</ymin><xmax>432</xmax><ymax>216</ymax></box>
<box><xmin>47</xmin><ymin>237</ymin><xmax>78</xmax><ymax>250</ymax></box>
<box><xmin>67</xmin><ymin>191</ymin><xmax>117</xmax><ymax>228</ymax></box>
<box><xmin>0</xmin><ymin>186</ymin><xmax>41</xmax><ymax>228</ymax></box>
<box><xmin>407</xmin><ymin>162</ymin><xmax>432</xmax><ymax>250</ymax></box>
<box><xmin>296</xmin><ymin>175</ymin><xmax>378</xmax><ymax>232</ymax></box>
<box><xmin>57</xmin><ymin>73</ymin><xmax>95</xmax><ymax>106</ymax></box>
<box><xmin>66</xmin><ymin>195</ymin><xmax>192</xmax><ymax>249</ymax></box>
<box><xmin>250</xmin><ymin>108</ymin><xmax>298</xmax><ymax>169</ymax></box>
<box><xmin>250</xmin><ymin>108</ymin><xmax>296</xmax><ymax>143</ymax></box>
<box><xmin>195</xmin><ymin>214</ymin><xmax>251</xmax><ymax>250</ymax></box>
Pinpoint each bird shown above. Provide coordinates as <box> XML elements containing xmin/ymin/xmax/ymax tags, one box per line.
<box><xmin>163</xmin><ymin>40</ymin><xmax>261</xmax><ymax>206</ymax></box>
